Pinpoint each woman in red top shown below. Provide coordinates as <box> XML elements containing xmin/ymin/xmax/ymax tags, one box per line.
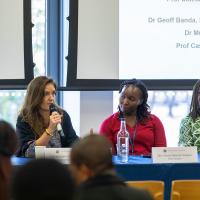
<box><xmin>99</xmin><ymin>79</ymin><xmax>166</xmax><ymax>156</ymax></box>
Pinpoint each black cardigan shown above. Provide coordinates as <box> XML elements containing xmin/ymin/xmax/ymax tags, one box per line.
<box><xmin>16</xmin><ymin>110</ymin><xmax>79</xmax><ymax>157</ymax></box>
<box><xmin>73</xmin><ymin>174</ymin><xmax>153</xmax><ymax>200</ymax></box>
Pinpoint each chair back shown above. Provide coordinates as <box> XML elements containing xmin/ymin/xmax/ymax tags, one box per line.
<box><xmin>126</xmin><ymin>180</ymin><xmax>164</xmax><ymax>200</ymax></box>
<box><xmin>171</xmin><ymin>180</ymin><xmax>200</xmax><ymax>200</ymax></box>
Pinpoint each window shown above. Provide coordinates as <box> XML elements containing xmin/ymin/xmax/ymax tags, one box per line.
<box><xmin>32</xmin><ymin>0</ymin><xmax>46</xmax><ymax>76</ymax></box>
<box><xmin>0</xmin><ymin>0</ymin><xmax>45</xmax><ymax>126</ymax></box>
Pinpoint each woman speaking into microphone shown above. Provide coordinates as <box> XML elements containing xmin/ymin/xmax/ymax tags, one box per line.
<box><xmin>16</xmin><ymin>76</ymin><xmax>79</xmax><ymax>157</ymax></box>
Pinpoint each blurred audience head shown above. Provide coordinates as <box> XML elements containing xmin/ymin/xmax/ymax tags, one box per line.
<box><xmin>0</xmin><ymin>120</ymin><xmax>17</xmax><ymax>157</ymax></box>
<box><xmin>0</xmin><ymin>120</ymin><xmax>17</xmax><ymax>178</ymax></box>
<box><xmin>0</xmin><ymin>120</ymin><xmax>18</xmax><ymax>200</ymax></box>
<box><xmin>70</xmin><ymin>134</ymin><xmax>113</xmax><ymax>184</ymax></box>
<box><xmin>11</xmin><ymin>158</ymin><xmax>75</xmax><ymax>200</ymax></box>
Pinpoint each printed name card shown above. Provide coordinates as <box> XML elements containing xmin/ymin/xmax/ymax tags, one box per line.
<box><xmin>152</xmin><ymin>147</ymin><xmax>198</xmax><ymax>163</ymax></box>
<box><xmin>45</xmin><ymin>148</ymin><xmax>71</xmax><ymax>164</ymax></box>
<box><xmin>35</xmin><ymin>146</ymin><xmax>71</xmax><ymax>164</ymax></box>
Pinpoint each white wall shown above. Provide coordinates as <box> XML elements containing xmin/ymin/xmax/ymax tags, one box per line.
<box><xmin>63</xmin><ymin>91</ymin><xmax>113</xmax><ymax>137</ymax></box>
<box><xmin>80</xmin><ymin>91</ymin><xmax>113</xmax><ymax>137</ymax></box>
<box><xmin>0</xmin><ymin>0</ymin><xmax>25</xmax><ymax>79</ymax></box>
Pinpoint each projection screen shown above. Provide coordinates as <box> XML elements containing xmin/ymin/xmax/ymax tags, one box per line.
<box><xmin>67</xmin><ymin>0</ymin><xmax>200</xmax><ymax>90</ymax></box>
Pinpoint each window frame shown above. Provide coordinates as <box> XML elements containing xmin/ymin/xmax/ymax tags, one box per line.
<box><xmin>0</xmin><ymin>0</ymin><xmax>34</xmax><ymax>89</ymax></box>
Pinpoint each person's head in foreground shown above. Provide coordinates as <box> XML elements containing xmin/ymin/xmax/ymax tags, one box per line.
<box><xmin>70</xmin><ymin>134</ymin><xmax>113</xmax><ymax>184</ymax></box>
<box><xmin>70</xmin><ymin>134</ymin><xmax>153</xmax><ymax>200</ymax></box>
<box><xmin>10</xmin><ymin>158</ymin><xmax>75</xmax><ymax>200</ymax></box>
<box><xmin>0</xmin><ymin>120</ymin><xmax>18</xmax><ymax>200</ymax></box>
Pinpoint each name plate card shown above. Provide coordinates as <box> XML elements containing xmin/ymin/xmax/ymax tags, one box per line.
<box><xmin>152</xmin><ymin>147</ymin><xmax>198</xmax><ymax>163</ymax></box>
<box><xmin>45</xmin><ymin>148</ymin><xmax>71</xmax><ymax>164</ymax></box>
<box><xmin>35</xmin><ymin>146</ymin><xmax>71</xmax><ymax>164</ymax></box>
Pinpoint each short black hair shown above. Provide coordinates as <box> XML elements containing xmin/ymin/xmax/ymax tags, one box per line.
<box><xmin>11</xmin><ymin>159</ymin><xmax>75</xmax><ymax>200</ymax></box>
<box><xmin>119</xmin><ymin>79</ymin><xmax>151</xmax><ymax>122</ymax></box>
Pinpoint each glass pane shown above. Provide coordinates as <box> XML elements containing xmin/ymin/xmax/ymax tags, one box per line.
<box><xmin>32</xmin><ymin>0</ymin><xmax>46</xmax><ymax>76</ymax></box>
<box><xmin>0</xmin><ymin>91</ymin><xmax>25</xmax><ymax>127</ymax></box>
<box><xmin>0</xmin><ymin>1</ymin><xmax>45</xmax><ymax>127</ymax></box>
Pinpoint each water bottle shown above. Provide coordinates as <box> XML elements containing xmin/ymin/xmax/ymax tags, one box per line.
<box><xmin>117</xmin><ymin>118</ymin><xmax>129</xmax><ymax>163</ymax></box>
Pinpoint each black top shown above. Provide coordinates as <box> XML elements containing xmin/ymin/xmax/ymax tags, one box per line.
<box><xmin>16</xmin><ymin>110</ymin><xmax>79</xmax><ymax>157</ymax></box>
<box><xmin>73</xmin><ymin>174</ymin><xmax>153</xmax><ymax>200</ymax></box>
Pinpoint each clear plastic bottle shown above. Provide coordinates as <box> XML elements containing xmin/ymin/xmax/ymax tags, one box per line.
<box><xmin>117</xmin><ymin>118</ymin><xmax>129</xmax><ymax>163</ymax></box>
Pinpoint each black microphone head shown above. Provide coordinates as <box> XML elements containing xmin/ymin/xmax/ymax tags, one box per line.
<box><xmin>49</xmin><ymin>104</ymin><xmax>57</xmax><ymax>114</ymax></box>
<box><xmin>118</xmin><ymin>105</ymin><xmax>124</xmax><ymax>120</ymax></box>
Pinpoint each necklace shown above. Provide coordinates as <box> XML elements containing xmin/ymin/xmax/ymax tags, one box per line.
<box><xmin>129</xmin><ymin>122</ymin><xmax>137</xmax><ymax>155</ymax></box>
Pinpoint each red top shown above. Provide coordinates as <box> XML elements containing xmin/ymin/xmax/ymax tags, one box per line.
<box><xmin>99</xmin><ymin>112</ymin><xmax>166</xmax><ymax>156</ymax></box>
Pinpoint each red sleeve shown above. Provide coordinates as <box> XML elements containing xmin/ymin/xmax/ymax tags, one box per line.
<box><xmin>99</xmin><ymin>116</ymin><xmax>116</xmax><ymax>154</ymax></box>
<box><xmin>152</xmin><ymin>115</ymin><xmax>167</xmax><ymax>147</ymax></box>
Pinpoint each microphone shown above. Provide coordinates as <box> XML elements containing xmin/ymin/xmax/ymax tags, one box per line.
<box><xmin>49</xmin><ymin>104</ymin><xmax>64</xmax><ymax>137</ymax></box>
<box><xmin>118</xmin><ymin>105</ymin><xmax>124</xmax><ymax>119</ymax></box>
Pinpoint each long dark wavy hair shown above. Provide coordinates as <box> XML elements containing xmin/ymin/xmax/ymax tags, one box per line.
<box><xmin>189</xmin><ymin>80</ymin><xmax>200</xmax><ymax>121</ymax></box>
<box><xmin>119</xmin><ymin>79</ymin><xmax>151</xmax><ymax>123</ymax></box>
<box><xmin>20</xmin><ymin>76</ymin><xmax>62</xmax><ymax>136</ymax></box>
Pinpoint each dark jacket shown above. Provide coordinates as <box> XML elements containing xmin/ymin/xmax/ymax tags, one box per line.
<box><xmin>73</xmin><ymin>174</ymin><xmax>153</xmax><ymax>200</ymax></box>
<box><xmin>16</xmin><ymin>110</ymin><xmax>78</xmax><ymax>157</ymax></box>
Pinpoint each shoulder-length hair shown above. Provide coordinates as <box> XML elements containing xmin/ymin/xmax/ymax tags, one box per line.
<box><xmin>20</xmin><ymin>76</ymin><xmax>62</xmax><ymax>136</ymax></box>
